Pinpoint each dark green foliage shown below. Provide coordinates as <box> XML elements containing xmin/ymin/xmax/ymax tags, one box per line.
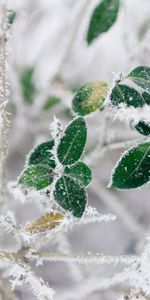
<box><xmin>127</xmin><ymin>66</ymin><xmax>150</xmax><ymax>93</ymax></box>
<box><xmin>64</xmin><ymin>161</ymin><xmax>92</xmax><ymax>187</ymax></box>
<box><xmin>28</xmin><ymin>140</ymin><xmax>56</xmax><ymax>169</ymax></box>
<box><xmin>110</xmin><ymin>142</ymin><xmax>150</xmax><ymax>189</ymax></box>
<box><xmin>19</xmin><ymin>164</ymin><xmax>54</xmax><ymax>190</ymax></box>
<box><xmin>135</xmin><ymin>121</ymin><xmax>150</xmax><ymax>136</ymax></box>
<box><xmin>18</xmin><ymin>117</ymin><xmax>92</xmax><ymax>217</ymax></box>
<box><xmin>8</xmin><ymin>10</ymin><xmax>16</xmax><ymax>25</ymax></box>
<box><xmin>87</xmin><ymin>0</ymin><xmax>120</xmax><ymax>44</ymax></box>
<box><xmin>43</xmin><ymin>96</ymin><xmax>60</xmax><ymax>111</ymax></box>
<box><xmin>20</xmin><ymin>67</ymin><xmax>36</xmax><ymax>105</ymax></box>
<box><xmin>110</xmin><ymin>84</ymin><xmax>145</xmax><ymax>108</ymax></box>
<box><xmin>54</xmin><ymin>175</ymin><xmax>87</xmax><ymax>217</ymax></box>
<box><xmin>57</xmin><ymin>117</ymin><xmax>87</xmax><ymax>165</ymax></box>
<box><xmin>72</xmin><ymin>81</ymin><xmax>108</xmax><ymax>116</ymax></box>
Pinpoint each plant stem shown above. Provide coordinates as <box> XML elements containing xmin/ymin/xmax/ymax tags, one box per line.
<box><xmin>0</xmin><ymin>249</ymin><xmax>139</xmax><ymax>266</ymax></box>
<box><xmin>0</xmin><ymin>3</ymin><xmax>9</xmax><ymax>207</ymax></box>
<box><xmin>37</xmin><ymin>252</ymin><xmax>139</xmax><ymax>265</ymax></box>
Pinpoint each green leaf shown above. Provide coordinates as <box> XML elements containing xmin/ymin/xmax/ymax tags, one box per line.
<box><xmin>57</xmin><ymin>117</ymin><xmax>87</xmax><ymax>166</ymax></box>
<box><xmin>54</xmin><ymin>176</ymin><xmax>87</xmax><ymax>217</ymax></box>
<box><xmin>64</xmin><ymin>162</ymin><xmax>92</xmax><ymax>187</ymax></box>
<box><xmin>142</xmin><ymin>91</ymin><xmax>150</xmax><ymax>105</ymax></box>
<box><xmin>72</xmin><ymin>81</ymin><xmax>108</xmax><ymax>116</ymax></box>
<box><xmin>110</xmin><ymin>84</ymin><xmax>145</xmax><ymax>108</ymax></box>
<box><xmin>43</xmin><ymin>96</ymin><xmax>60</xmax><ymax>111</ymax></box>
<box><xmin>109</xmin><ymin>141</ymin><xmax>150</xmax><ymax>189</ymax></box>
<box><xmin>27</xmin><ymin>140</ymin><xmax>56</xmax><ymax>169</ymax></box>
<box><xmin>134</xmin><ymin>121</ymin><xmax>150</xmax><ymax>136</ymax></box>
<box><xmin>127</xmin><ymin>66</ymin><xmax>150</xmax><ymax>93</ymax></box>
<box><xmin>20</xmin><ymin>67</ymin><xmax>36</xmax><ymax>105</ymax></box>
<box><xmin>18</xmin><ymin>164</ymin><xmax>54</xmax><ymax>190</ymax></box>
<box><xmin>87</xmin><ymin>0</ymin><xmax>120</xmax><ymax>44</ymax></box>
<box><xmin>8</xmin><ymin>10</ymin><xmax>16</xmax><ymax>25</ymax></box>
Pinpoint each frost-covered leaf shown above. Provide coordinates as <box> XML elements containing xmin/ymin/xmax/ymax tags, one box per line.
<box><xmin>64</xmin><ymin>162</ymin><xmax>92</xmax><ymax>187</ymax></box>
<box><xmin>72</xmin><ymin>81</ymin><xmax>108</xmax><ymax>116</ymax></box>
<box><xmin>57</xmin><ymin>117</ymin><xmax>87</xmax><ymax>166</ymax></box>
<box><xmin>87</xmin><ymin>0</ymin><xmax>120</xmax><ymax>44</ymax></box>
<box><xmin>10</xmin><ymin>264</ymin><xmax>55</xmax><ymax>300</ymax></box>
<box><xmin>43</xmin><ymin>96</ymin><xmax>60</xmax><ymax>111</ymax></box>
<box><xmin>18</xmin><ymin>164</ymin><xmax>54</xmax><ymax>190</ymax></box>
<box><xmin>26</xmin><ymin>212</ymin><xmax>64</xmax><ymax>234</ymax></box>
<box><xmin>134</xmin><ymin>120</ymin><xmax>150</xmax><ymax>136</ymax></box>
<box><xmin>110</xmin><ymin>84</ymin><xmax>145</xmax><ymax>108</ymax></box>
<box><xmin>20</xmin><ymin>66</ymin><xmax>36</xmax><ymax>105</ymax></box>
<box><xmin>110</xmin><ymin>141</ymin><xmax>150</xmax><ymax>189</ymax></box>
<box><xmin>127</xmin><ymin>66</ymin><xmax>150</xmax><ymax>93</ymax></box>
<box><xmin>28</xmin><ymin>140</ymin><xmax>55</xmax><ymax>169</ymax></box>
<box><xmin>54</xmin><ymin>176</ymin><xmax>87</xmax><ymax>217</ymax></box>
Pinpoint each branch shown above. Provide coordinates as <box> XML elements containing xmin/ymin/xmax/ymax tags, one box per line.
<box><xmin>0</xmin><ymin>249</ymin><xmax>138</xmax><ymax>267</ymax></box>
<box><xmin>0</xmin><ymin>3</ymin><xmax>9</xmax><ymax>207</ymax></box>
<box><xmin>35</xmin><ymin>252</ymin><xmax>138</xmax><ymax>266</ymax></box>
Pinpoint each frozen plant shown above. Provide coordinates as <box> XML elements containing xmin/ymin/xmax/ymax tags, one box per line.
<box><xmin>0</xmin><ymin>0</ymin><xmax>150</xmax><ymax>300</ymax></box>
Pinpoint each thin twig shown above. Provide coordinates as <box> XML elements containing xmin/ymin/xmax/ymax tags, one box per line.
<box><xmin>37</xmin><ymin>252</ymin><xmax>139</xmax><ymax>266</ymax></box>
<box><xmin>0</xmin><ymin>249</ymin><xmax>139</xmax><ymax>266</ymax></box>
<box><xmin>0</xmin><ymin>3</ymin><xmax>9</xmax><ymax>207</ymax></box>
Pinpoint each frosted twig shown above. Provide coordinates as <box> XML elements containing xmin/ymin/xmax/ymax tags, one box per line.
<box><xmin>75</xmin><ymin>214</ymin><xmax>116</xmax><ymax>225</ymax></box>
<box><xmin>0</xmin><ymin>211</ymin><xmax>20</xmax><ymax>243</ymax></box>
<box><xmin>37</xmin><ymin>252</ymin><xmax>139</xmax><ymax>266</ymax></box>
<box><xmin>0</xmin><ymin>249</ymin><xmax>139</xmax><ymax>266</ymax></box>
<box><xmin>0</xmin><ymin>250</ymin><xmax>55</xmax><ymax>300</ymax></box>
<box><xmin>9</xmin><ymin>263</ymin><xmax>55</xmax><ymax>300</ymax></box>
<box><xmin>0</xmin><ymin>3</ymin><xmax>9</xmax><ymax>207</ymax></box>
<box><xmin>49</xmin><ymin>116</ymin><xmax>63</xmax><ymax>203</ymax></box>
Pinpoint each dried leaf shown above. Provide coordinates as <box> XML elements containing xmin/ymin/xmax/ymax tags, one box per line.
<box><xmin>26</xmin><ymin>212</ymin><xmax>64</xmax><ymax>234</ymax></box>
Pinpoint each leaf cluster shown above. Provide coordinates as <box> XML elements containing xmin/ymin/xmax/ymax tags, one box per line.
<box><xmin>18</xmin><ymin>118</ymin><xmax>92</xmax><ymax>217</ymax></box>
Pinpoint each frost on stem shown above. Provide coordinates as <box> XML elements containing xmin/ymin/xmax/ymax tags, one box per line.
<box><xmin>0</xmin><ymin>3</ymin><xmax>9</xmax><ymax>206</ymax></box>
<box><xmin>50</xmin><ymin>116</ymin><xmax>62</xmax><ymax>165</ymax></box>
<box><xmin>9</xmin><ymin>263</ymin><xmax>55</xmax><ymax>300</ymax></box>
<box><xmin>0</xmin><ymin>210</ymin><xmax>20</xmax><ymax>242</ymax></box>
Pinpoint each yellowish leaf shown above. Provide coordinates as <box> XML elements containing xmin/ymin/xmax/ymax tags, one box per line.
<box><xmin>26</xmin><ymin>212</ymin><xmax>64</xmax><ymax>234</ymax></box>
